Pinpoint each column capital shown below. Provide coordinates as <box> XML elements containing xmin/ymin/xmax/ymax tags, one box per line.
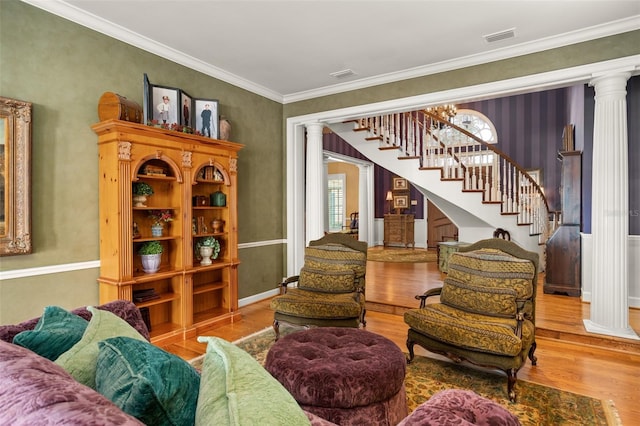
<box><xmin>589</xmin><ymin>70</ymin><xmax>632</xmax><ymax>91</ymax></box>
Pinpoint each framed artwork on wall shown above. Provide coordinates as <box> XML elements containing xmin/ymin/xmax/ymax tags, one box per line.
<box><xmin>393</xmin><ymin>194</ymin><xmax>409</xmax><ymax>210</ymax></box>
<box><xmin>194</xmin><ymin>98</ymin><xmax>219</xmax><ymax>139</ymax></box>
<box><xmin>393</xmin><ymin>177</ymin><xmax>408</xmax><ymax>191</ymax></box>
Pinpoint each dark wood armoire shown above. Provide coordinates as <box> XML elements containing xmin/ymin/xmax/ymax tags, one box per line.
<box><xmin>544</xmin><ymin>151</ymin><xmax>582</xmax><ymax>296</ymax></box>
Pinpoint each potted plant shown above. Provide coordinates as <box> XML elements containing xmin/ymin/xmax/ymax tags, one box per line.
<box><xmin>148</xmin><ymin>209</ymin><xmax>174</xmax><ymax>237</ymax></box>
<box><xmin>138</xmin><ymin>240</ymin><xmax>163</xmax><ymax>273</ymax></box>
<box><xmin>195</xmin><ymin>236</ymin><xmax>220</xmax><ymax>266</ymax></box>
<box><xmin>132</xmin><ymin>182</ymin><xmax>154</xmax><ymax>207</ymax></box>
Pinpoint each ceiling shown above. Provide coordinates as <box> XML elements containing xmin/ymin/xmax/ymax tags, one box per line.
<box><xmin>25</xmin><ymin>1</ymin><xmax>640</xmax><ymax>103</ymax></box>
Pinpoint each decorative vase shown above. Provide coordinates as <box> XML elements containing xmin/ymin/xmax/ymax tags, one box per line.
<box><xmin>199</xmin><ymin>246</ymin><xmax>214</xmax><ymax>266</ymax></box>
<box><xmin>211</xmin><ymin>219</ymin><xmax>225</xmax><ymax>233</ymax></box>
<box><xmin>219</xmin><ymin>117</ymin><xmax>231</xmax><ymax>141</ymax></box>
<box><xmin>151</xmin><ymin>222</ymin><xmax>164</xmax><ymax>237</ymax></box>
<box><xmin>140</xmin><ymin>253</ymin><xmax>162</xmax><ymax>273</ymax></box>
<box><xmin>133</xmin><ymin>194</ymin><xmax>147</xmax><ymax>207</ymax></box>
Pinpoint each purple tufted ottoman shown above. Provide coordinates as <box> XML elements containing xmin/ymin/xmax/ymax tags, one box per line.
<box><xmin>265</xmin><ymin>327</ymin><xmax>408</xmax><ymax>426</ymax></box>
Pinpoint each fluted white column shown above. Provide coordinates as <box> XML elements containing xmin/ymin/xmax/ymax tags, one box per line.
<box><xmin>305</xmin><ymin>122</ymin><xmax>325</xmax><ymax>244</ymax></box>
<box><xmin>357</xmin><ymin>164</ymin><xmax>369</xmax><ymax>243</ymax></box>
<box><xmin>583</xmin><ymin>71</ymin><xmax>638</xmax><ymax>340</ymax></box>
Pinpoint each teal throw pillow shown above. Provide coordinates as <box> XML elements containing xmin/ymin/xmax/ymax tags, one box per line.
<box><xmin>13</xmin><ymin>306</ymin><xmax>88</xmax><ymax>361</ymax></box>
<box><xmin>96</xmin><ymin>336</ymin><xmax>200</xmax><ymax>426</ymax></box>
<box><xmin>195</xmin><ymin>336</ymin><xmax>310</xmax><ymax>426</ymax></box>
<box><xmin>55</xmin><ymin>306</ymin><xmax>147</xmax><ymax>389</ymax></box>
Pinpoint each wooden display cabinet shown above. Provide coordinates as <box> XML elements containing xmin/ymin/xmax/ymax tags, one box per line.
<box><xmin>94</xmin><ymin>120</ymin><xmax>243</xmax><ymax>345</ymax></box>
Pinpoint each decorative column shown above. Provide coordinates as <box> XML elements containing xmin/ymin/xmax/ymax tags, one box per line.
<box><xmin>357</xmin><ymin>164</ymin><xmax>369</xmax><ymax>243</ymax></box>
<box><xmin>584</xmin><ymin>71</ymin><xmax>638</xmax><ymax>340</ymax></box>
<box><xmin>305</xmin><ymin>122</ymin><xmax>325</xmax><ymax>243</ymax></box>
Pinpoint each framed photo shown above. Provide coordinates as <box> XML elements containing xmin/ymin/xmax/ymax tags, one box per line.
<box><xmin>180</xmin><ymin>90</ymin><xmax>193</xmax><ymax>128</ymax></box>
<box><xmin>393</xmin><ymin>194</ymin><xmax>409</xmax><ymax>210</ymax></box>
<box><xmin>393</xmin><ymin>177</ymin><xmax>408</xmax><ymax>191</ymax></box>
<box><xmin>144</xmin><ymin>76</ymin><xmax>180</xmax><ymax>126</ymax></box>
<box><xmin>194</xmin><ymin>98</ymin><xmax>219</xmax><ymax>139</ymax></box>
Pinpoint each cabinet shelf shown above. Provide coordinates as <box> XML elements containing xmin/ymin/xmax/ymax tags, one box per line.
<box><xmin>194</xmin><ymin>281</ymin><xmax>227</xmax><ymax>295</ymax></box>
<box><xmin>135</xmin><ymin>291</ymin><xmax>179</xmax><ymax>308</ymax></box>
<box><xmin>193</xmin><ymin>307</ymin><xmax>229</xmax><ymax>324</ymax></box>
<box><xmin>136</xmin><ymin>174</ymin><xmax>176</xmax><ymax>181</ymax></box>
<box><xmin>132</xmin><ymin>267</ymin><xmax>181</xmax><ymax>281</ymax></box>
<box><xmin>193</xmin><ymin>206</ymin><xmax>226</xmax><ymax>210</ymax></box>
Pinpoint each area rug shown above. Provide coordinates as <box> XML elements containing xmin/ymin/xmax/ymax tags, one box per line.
<box><xmin>368</xmin><ymin>248</ymin><xmax>437</xmax><ymax>263</ymax></box>
<box><xmin>191</xmin><ymin>328</ymin><xmax>621</xmax><ymax>426</ymax></box>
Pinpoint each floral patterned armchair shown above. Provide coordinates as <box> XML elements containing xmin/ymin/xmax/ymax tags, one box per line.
<box><xmin>404</xmin><ymin>238</ymin><xmax>539</xmax><ymax>402</ymax></box>
<box><xmin>270</xmin><ymin>233</ymin><xmax>368</xmax><ymax>340</ymax></box>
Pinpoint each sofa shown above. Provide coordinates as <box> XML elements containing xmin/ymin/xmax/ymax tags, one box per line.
<box><xmin>0</xmin><ymin>300</ymin><xmax>520</xmax><ymax>425</ymax></box>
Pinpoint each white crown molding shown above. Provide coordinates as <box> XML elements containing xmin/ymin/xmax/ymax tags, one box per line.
<box><xmin>19</xmin><ymin>1</ymin><xmax>640</xmax><ymax>105</ymax></box>
<box><xmin>283</xmin><ymin>15</ymin><xmax>640</xmax><ymax>103</ymax></box>
<box><xmin>21</xmin><ymin>0</ymin><xmax>284</xmax><ymax>102</ymax></box>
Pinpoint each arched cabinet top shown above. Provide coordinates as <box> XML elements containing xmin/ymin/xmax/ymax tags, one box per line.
<box><xmin>132</xmin><ymin>152</ymin><xmax>183</xmax><ymax>183</ymax></box>
<box><xmin>192</xmin><ymin>160</ymin><xmax>231</xmax><ymax>186</ymax></box>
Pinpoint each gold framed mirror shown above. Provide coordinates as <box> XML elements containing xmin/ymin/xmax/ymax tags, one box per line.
<box><xmin>0</xmin><ymin>96</ymin><xmax>32</xmax><ymax>256</ymax></box>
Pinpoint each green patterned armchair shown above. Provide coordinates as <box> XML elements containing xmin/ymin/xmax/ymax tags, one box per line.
<box><xmin>270</xmin><ymin>233</ymin><xmax>368</xmax><ymax>340</ymax></box>
<box><xmin>404</xmin><ymin>238</ymin><xmax>539</xmax><ymax>402</ymax></box>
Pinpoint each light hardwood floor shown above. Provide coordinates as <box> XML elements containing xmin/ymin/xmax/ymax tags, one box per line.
<box><xmin>162</xmin><ymin>249</ymin><xmax>640</xmax><ymax>424</ymax></box>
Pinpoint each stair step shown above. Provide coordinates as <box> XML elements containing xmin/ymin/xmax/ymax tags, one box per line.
<box><xmin>366</xmin><ymin>136</ymin><xmax>383</xmax><ymax>141</ymax></box>
<box><xmin>379</xmin><ymin>146</ymin><xmax>400</xmax><ymax>151</ymax></box>
<box><xmin>399</xmin><ymin>156</ymin><xmax>420</xmax><ymax>160</ymax></box>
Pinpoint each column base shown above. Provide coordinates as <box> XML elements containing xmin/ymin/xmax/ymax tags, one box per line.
<box><xmin>583</xmin><ymin>319</ymin><xmax>640</xmax><ymax>340</ymax></box>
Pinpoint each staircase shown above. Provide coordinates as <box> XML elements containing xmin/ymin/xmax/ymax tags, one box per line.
<box><xmin>329</xmin><ymin>109</ymin><xmax>554</xmax><ymax>257</ymax></box>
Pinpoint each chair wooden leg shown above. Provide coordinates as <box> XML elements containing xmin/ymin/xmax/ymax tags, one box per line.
<box><xmin>406</xmin><ymin>337</ymin><xmax>416</xmax><ymax>364</ymax></box>
<box><xmin>361</xmin><ymin>309</ymin><xmax>367</xmax><ymax>327</ymax></box>
<box><xmin>273</xmin><ymin>319</ymin><xmax>280</xmax><ymax>341</ymax></box>
<box><xmin>528</xmin><ymin>341</ymin><xmax>538</xmax><ymax>365</ymax></box>
<box><xmin>507</xmin><ymin>369</ymin><xmax>517</xmax><ymax>402</ymax></box>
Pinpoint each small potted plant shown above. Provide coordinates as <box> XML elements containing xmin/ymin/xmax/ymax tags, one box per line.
<box><xmin>138</xmin><ymin>240</ymin><xmax>163</xmax><ymax>273</ymax></box>
<box><xmin>132</xmin><ymin>182</ymin><xmax>154</xmax><ymax>207</ymax></box>
<box><xmin>148</xmin><ymin>209</ymin><xmax>174</xmax><ymax>237</ymax></box>
<box><xmin>195</xmin><ymin>236</ymin><xmax>220</xmax><ymax>266</ymax></box>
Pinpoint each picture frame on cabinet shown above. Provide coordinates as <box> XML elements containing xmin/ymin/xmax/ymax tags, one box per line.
<box><xmin>194</xmin><ymin>98</ymin><xmax>219</xmax><ymax>139</ymax></box>
<box><xmin>393</xmin><ymin>177</ymin><xmax>408</xmax><ymax>191</ymax></box>
<box><xmin>179</xmin><ymin>90</ymin><xmax>193</xmax><ymax>128</ymax></box>
<box><xmin>143</xmin><ymin>75</ymin><xmax>180</xmax><ymax>126</ymax></box>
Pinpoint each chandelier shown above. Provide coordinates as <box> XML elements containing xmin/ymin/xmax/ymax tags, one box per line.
<box><xmin>424</xmin><ymin>104</ymin><xmax>457</xmax><ymax>120</ymax></box>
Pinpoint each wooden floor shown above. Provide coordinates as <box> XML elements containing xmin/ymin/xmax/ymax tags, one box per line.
<box><xmin>162</xmin><ymin>249</ymin><xmax>640</xmax><ymax>424</ymax></box>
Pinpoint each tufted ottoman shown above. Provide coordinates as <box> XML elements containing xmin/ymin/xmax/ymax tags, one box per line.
<box><xmin>265</xmin><ymin>327</ymin><xmax>408</xmax><ymax>426</ymax></box>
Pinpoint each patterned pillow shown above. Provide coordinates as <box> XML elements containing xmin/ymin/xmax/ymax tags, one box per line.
<box><xmin>298</xmin><ymin>267</ymin><xmax>355</xmax><ymax>293</ymax></box>
<box><xmin>195</xmin><ymin>336</ymin><xmax>310</xmax><ymax>426</ymax></box>
<box><xmin>0</xmin><ymin>340</ymin><xmax>143</xmax><ymax>425</ymax></box>
<box><xmin>55</xmin><ymin>306</ymin><xmax>147</xmax><ymax>389</ymax></box>
<box><xmin>304</xmin><ymin>244</ymin><xmax>367</xmax><ymax>278</ymax></box>
<box><xmin>12</xmin><ymin>306</ymin><xmax>88</xmax><ymax>361</ymax></box>
<box><xmin>441</xmin><ymin>249</ymin><xmax>535</xmax><ymax>317</ymax></box>
<box><xmin>96</xmin><ymin>336</ymin><xmax>200</xmax><ymax>426</ymax></box>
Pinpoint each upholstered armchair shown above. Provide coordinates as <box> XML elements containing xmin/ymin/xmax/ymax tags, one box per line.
<box><xmin>404</xmin><ymin>238</ymin><xmax>539</xmax><ymax>402</ymax></box>
<box><xmin>270</xmin><ymin>233</ymin><xmax>368</xmax><ymax>340</ymax></box>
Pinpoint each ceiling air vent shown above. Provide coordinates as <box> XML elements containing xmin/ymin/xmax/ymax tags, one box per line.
<box><xmin>329</xmin><ymin>69</ymin><xmax>356</xmax><ymax>79</ymax></box>
<box><xmin>484</xmin><ymin>28</ymin><xmax>516</xmax><ymax>43</ymax></box>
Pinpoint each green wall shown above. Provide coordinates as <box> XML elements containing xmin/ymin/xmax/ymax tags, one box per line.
<box><xmin>0</xmin><ymin>0</ymin><xmax>284</xmax><ymax>323</ymax></box>
<box><xmin>1</xmin><ymin>0</ymin><xmax>638</xmax><ymax>323</ymax></box>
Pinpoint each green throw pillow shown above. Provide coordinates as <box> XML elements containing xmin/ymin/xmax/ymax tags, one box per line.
<box><xmin>196</xmin><ymin>336</ymin><xmax>310</xmax><ymax>426</ymax></box>
<box><xmin>55</xmin><ymin>306</ymin><xmax>147</xmax><ymax>389</ymax></box>
<box><xmin>13</xmin><ymin>306</ymin><xmax>88</xmax><ymax>361</ymax></box>
<box><xmin>96</xmin><ymin>336</ymin><xmax>200</xmax><ymax>426</ymax></box>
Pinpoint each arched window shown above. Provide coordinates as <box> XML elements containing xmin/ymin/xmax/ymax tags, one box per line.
<box><xmin>452</xmin><ymin>109</ymin><xmax>498</xmax><ymax>144</ymax></box>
